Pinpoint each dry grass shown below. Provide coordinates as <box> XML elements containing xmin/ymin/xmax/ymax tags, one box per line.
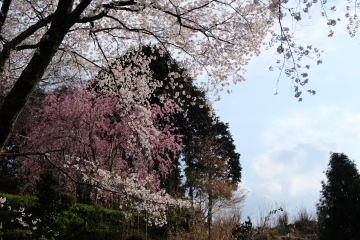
<box><xmin>169</xmin><ymin>204</ymin><xmax>318</xmax><ymax>240</ymax></box>
<box><xmin>169</xmin><ymin>209</ymin><xmax>242</xmax><ymax>240</ymax></box>
<box><xmin>211</xmin><ymin>210</ymin><xmax>242</xmax><ymax>240</ymax></box>
<box><xmin>291</xmin><ymin>208</ymin><xmax>317</xmax><ymax>239</ymax></box>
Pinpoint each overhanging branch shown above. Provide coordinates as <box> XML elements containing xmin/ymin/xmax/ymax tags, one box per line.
<box><xmin>0</xmin><ymin>149</ymin><xmax>63</xmax><ymax>157</ymax></box>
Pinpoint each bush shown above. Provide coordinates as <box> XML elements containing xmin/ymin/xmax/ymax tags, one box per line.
<box><xmin>0</xmin><ymin>193</ymin><xmax>164</xmax><ymax>240</ymax></box>
<box><xmin>277</xmin><ymin>210</ymin><xmax>289</xmax><ymax>235</ymax></box>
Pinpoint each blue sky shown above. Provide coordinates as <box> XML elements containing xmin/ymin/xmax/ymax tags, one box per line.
<box><xmin>214</xmin><ymin>2</ymin><xmax>360</xmax><ymax>224</ymax></box>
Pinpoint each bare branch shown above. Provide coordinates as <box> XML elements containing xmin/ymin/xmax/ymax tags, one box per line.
<box><xmin>15</xmin><ymin>44</ymin><xmax>39</xmax><ymax>51</ymax></box>
<box><xmin>0</xmin><ymin>13</ymin><xmax>54</xmax><ymax>73</ymax></box>
<box><xmin>102</xmin><ymin>0</ymin><xmax>137</xmax><ymax>9</ymax></box>
<box><xmin>0</xmin><ymin>149</ymin><xmax>63</xmax><ymax>157</ymax></box>
<box><xmin>65</xmin><ymin>49</ymin><xmax>104</xmax><ymax>70</ymax></box>
<box><xmin>77</xmin><ymin>10</ymin><xmax>108</xmax><ymax>23</ymax></box>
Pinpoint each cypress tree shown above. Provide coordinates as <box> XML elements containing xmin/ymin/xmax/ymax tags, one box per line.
<box><xmin>317</xmin><ymin>152</ymin><xmax>360</xmax><ymax>240</ymax></box>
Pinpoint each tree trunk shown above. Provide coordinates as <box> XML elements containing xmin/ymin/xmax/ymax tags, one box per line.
<box><xmin>208</xmin><ymin>193</ymin><xmax>213</xmax><ymax>240</ymax></box>
<box><xmin>0</xmin><ymin>0</ymin><xmax>92</xmax><ymax>152</ymax></box>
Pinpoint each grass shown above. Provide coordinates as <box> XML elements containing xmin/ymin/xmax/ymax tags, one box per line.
<box><xmin>170</xmin><ymin>204</ymin><xmax>319</xmax><ymax>240</ymax></box>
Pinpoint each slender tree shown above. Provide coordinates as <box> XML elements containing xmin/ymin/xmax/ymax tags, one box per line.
<box><xmin>187</xmin><ymin>135</ymin><xmax>242</xmax><ymax>240</ymax></box>
<box><xmin>317</xmin><ymin>152</ymin><xmax>360</xmax><ymax>240</ymax></box>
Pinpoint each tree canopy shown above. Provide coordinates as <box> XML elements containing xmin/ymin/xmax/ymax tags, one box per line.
<box><xmin>0</xmin><ymin>0</ymin><xmax>341</xmax><ymax>150</ymax></box>
<box><xmin>0</xmin><ymin>0</ymin><xmax>273</xmax><ymax>150</ymax></box>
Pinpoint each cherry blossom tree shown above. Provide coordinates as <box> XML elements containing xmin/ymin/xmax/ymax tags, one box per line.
<box><xmin>18</xmin><ymin>84</ymin><xmax>180</xmax><ymax>187</ymax></box>
<box><xmin>0</xmin><ymin>0</ymin><xmax>277</xmax><ymax>151</ymax></box>
<box><xmin>8</xmin><ymin>82</ymin><xmax>187</xmax><ymax>225</ymax></box>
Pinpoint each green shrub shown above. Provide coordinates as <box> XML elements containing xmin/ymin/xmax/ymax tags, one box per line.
<box><xmin>125</xmin><ymin>232</ymin><xmax>151</xmax><ymax>240</ymax></box>
<box><xmin>0</xmin><ymin>193</ymin><xmax>37</xmax><ymax>209</ymax></box>
<box><xmin>0</xmin><ymin>193</ymin><xmax>163</xmax><ymax>240</ymax></box>
<box><xmin>1</xmin><ymin>228</ymin><xmax>32</xmax><ymax>240</ymax></box>
<box><xmin>59</xmin><ymin>194</ymin><xmax>77</xmax><ymax>211</ymax></box>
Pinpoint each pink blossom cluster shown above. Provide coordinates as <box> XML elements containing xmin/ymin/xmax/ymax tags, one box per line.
<box><xmin>15</xmin><ymin>84</ymin><xmax>189</xmax><ymax>225</ymax></box>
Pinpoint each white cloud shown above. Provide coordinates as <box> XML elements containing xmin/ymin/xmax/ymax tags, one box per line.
<box><xmin>241</xmin><ymin>105</ymin><xmax>360</xmax><ymax>221</ymax></box>
<box><xmin>252</xmin><ymin>143</ymin><xmax>326</xmax><ymax>197</ymax></box>
<box><xmin>262</xmin><ymin>106</ymin><xmax>360</xmax><ymax>153</ymax></box>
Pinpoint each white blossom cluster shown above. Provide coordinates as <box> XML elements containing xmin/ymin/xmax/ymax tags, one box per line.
<box><xmin>93</xmin><ymin>48</ymin><xmax>170</xmax><ymax>148</ymax></box>
<box><xmin>0</xmin><ymin>0</ymin><xmax>273</xmax><ymax>95</ymax></box>
<box><xmin>63</xmin><ymin>158</ymin><xmax>190</xmax><ymax>226</ymax></box>
<box><xmin>95</xmin><ymin>48</ymin><xmax>160</xmax><ymax>107</ymax></box>
<box><xmin>0</xmin><ymin>196</ymin><xmax>5</xmax><ymax>207</ymax></box>
<box><xmin>0</xmin><ymin>0</ymin><xmax>358</xmax><ymax>113</ymax></box>
<box><xmin>0</xmin><ymin>197</ymin><xmax>43</xmax><ymax>231</ymax></box>
<box><xmin>344</xmin><ymin>2</ymin><xmax>360</xmax><ymax>37</ymax></box>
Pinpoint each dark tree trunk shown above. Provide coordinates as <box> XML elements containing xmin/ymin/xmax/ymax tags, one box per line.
<box><xmin>208</xmin><ymin>192</ymin><xmax>213</xmax><ymax>240</ymax></box>
<box><xmin>0</xmin><ymin>0</ymin><xmax>92</xmax><ymax>152</ymax></box>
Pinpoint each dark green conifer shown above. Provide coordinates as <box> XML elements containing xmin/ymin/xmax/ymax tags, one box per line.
<box><xmin>317</xmin><ymin>152</ymin><xmax>360</xmax><ymax>240</ymax></box>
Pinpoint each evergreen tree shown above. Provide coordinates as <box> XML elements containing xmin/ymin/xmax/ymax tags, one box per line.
<box><xmin>206</xmin><ymin>120</ymin><xmax>242</xmax><ymax>184</ymax></box>
<box><xmin>317</xmin><ymin>152</ymin><xmax>360</xmax><ymax>240</ymax></box>
<box><xmin>36</xmin><ymin>169</ymin><xmax>62</xmax><ymax>221</ymax></box>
